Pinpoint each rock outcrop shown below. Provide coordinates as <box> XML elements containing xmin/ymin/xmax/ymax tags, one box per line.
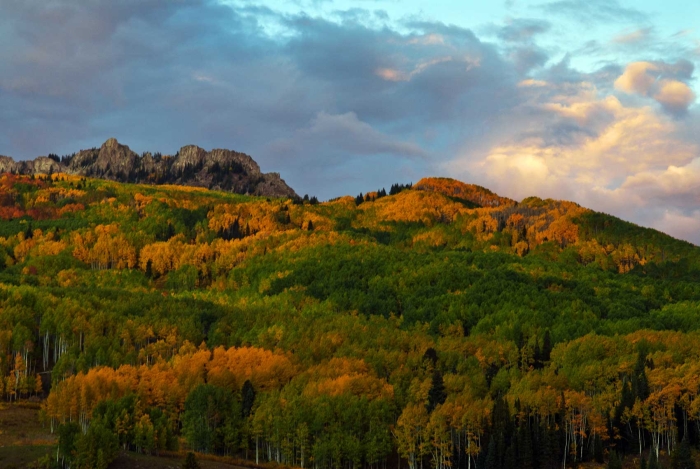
<box><xmin>0</xmin><ymin>138</ymin><xmax>298</xmax><ymax>198</ymax></box>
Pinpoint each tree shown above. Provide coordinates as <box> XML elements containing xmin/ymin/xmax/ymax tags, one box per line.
<box><xmin>671</xmin><ymin>438</ymin><xmax>695</xmax><ymax>469</ymax></box>
<box><xmin>427</xmin><ymin>370</ymin><xmax>446</xmax><ymax>413</ymax></box>
<box><xmin>242</xmin><ymin>380</ymin><xmax>255</xmax><ymax>418</ymax></box>
<box><xmin>34</xmin><ymin>373</ymin><xmax>43</xmax><ymax>396</ymax></box>
<box><xmin>58</xmin><ymin>422</ymin><xmax>81</xmax><ymax>467</ymax></box>
<box><xmin>422</xmin><ymin>347</ymin><xmax>438</xmax><ymax>367</ymax></box>
<box><xmin>541</xmin><ymin>329</ymin><xmax>552</xmax><ymax>362</ymax></box>
<box><xmin>182</xmin><ymin>384</ymin><xmax>241</xmax><ymax>454</ymax></box>
<box><xmin>182</xmin><ymin>452</ymin><xmax>201</xmax><ymax>469</ymax></box>
<box><xmin>608</xmin><ymin>451</ymin><xmax>623</xmax><ymax>469</ymax></box>
<box><xmin>632</xmin><ymin>349</ymin><xmax>650</xmax><ymax>401</ymax></box>
<box><xmin>648</xmin><ymin>451</ymin><xmax>660</xmax><ymax>469</ymax></box>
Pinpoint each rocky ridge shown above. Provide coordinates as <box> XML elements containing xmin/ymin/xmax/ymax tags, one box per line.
<box><xmin>0</xmin><ymin>138</ymin><xmax>297</xmax><ymax>198</ymax></box>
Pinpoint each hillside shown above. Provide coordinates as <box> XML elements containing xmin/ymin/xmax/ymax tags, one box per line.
<box><xmin>0</xmin><ymin>138</ymin><xmax>297</xmax><ymax>198</ymax></box>
<box><xmin>0</xmin><ymin>173</ymin><xmax>699</xmax><ymax>469</ymax></box>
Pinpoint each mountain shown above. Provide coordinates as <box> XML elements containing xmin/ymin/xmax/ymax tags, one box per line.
<box><xmin>0</xmin><ymin>138</ymin><xmax>297</xmax><ymax>198</ymax></box>
<box><xmin>1</xmin><ymin>172</ymin><xmax>699</xmax><ymax>469</ymax></box>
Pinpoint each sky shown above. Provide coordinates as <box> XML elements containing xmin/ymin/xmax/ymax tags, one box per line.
<box><xmin>1</xmin><ymin>0</ymin><xmax>699</xmax><ymax>243</ymax></box>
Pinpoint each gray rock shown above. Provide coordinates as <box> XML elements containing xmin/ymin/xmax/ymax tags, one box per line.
<box><xmin>0</xmin><ymin>138</ymin><xmax>298</xmax><ymax>198</ymax></box>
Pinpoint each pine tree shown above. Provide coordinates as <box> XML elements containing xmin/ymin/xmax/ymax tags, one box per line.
<box><xmin>519</xmin><ymin>421</ymin><xmax>533</xmax><ymax>469</ymax></box>
<box><xmin>633</xmin><ymin>349</ymin><xmax>650</xmax><ymax>401</ymax></box>
<box><xmin>182</xmin><ymin>452</ymin><xmax>200</xmax><ymax>469</ymax></box>
<box><xmin>648</xmin><ymin>451</ymin><xmax>660</xmax><ymax>469</ymax></box>
<box><xmin>594</xmin><ymin>434</ymin><xmax>605</xmax><ymax>463</ymax></box>
<box><xmin>484</xmin><ymin>436</ymin><xmax>498</xmax><ymax>469</ymax></box>
<box><xmin>541</xmin><ymin>329</ymin><xmax>552</xmax><ymax>362</ymax></box>
<box><xmin>427</xmin><ymin>371</ymin><xmax>446</xmax><ymax>412</ymax></box>
<box><xmin>242</xmin><ymin>380</ymin><xmax>255</xmax><ymax>418</ymax></box>
<box><xmin>422</xmin><ymin>347</ymin><xmax>438</xmax><ymax>367</ymax></box>
<box><xmin>671</xmin><ymin>438</ymin><xmax>695</xmax><ymax>469</ymax></box>
<box><xmin>608</xmin><ymin>451</ymin><xmax>623</xmax><ymax>469</ymax></box>
<box><xmin>533</xmin><ymin>340</ymin><xmax>542</xmax><ymax>369</ymax></box>
<box><xmin>504</xmin><ymin>445</ymin><xmax>516</xmax><ymax>469</ymax></box>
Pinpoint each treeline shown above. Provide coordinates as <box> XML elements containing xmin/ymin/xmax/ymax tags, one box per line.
<box><xmin>42</xmin><ymin>334</ymin><xmax>700</xmax><ymax>469</ymax></box>
<box><xmin>0</xmin><ymin>173</ymin><xmax>698</xmax><ymax>468</ymax></box>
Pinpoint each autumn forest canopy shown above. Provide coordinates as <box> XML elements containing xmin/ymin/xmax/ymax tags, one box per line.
<box><xmin>1</xmin><ymin>172</ymin><xmax>700</xmax><ymax>469</ymax></box>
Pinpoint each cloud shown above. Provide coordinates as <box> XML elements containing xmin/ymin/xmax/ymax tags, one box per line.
<box><xmin>615</xmin><ymin>61</ymin><xmax>696</xmax><ymax>116</ymax></box>
<box><xmin>654</xmin><ymin>80</ymin><xmax>697</xmax><ymax>115</ymax></box>
<box><xmin>266</xmin><ymin>112</ymin><xmax>431</xmax><ymax>195</ymax></box>
<box><xmin>614</xmin><ymin>61</ymin><xmax>660</xmax><ymax>95</ymax></box>
<box><xmin>268</xmin><ymin>111</ymin><xmax>428</xmax><ymax>165</ymax></box>
<box><xmin>612</xmin><ymin>27</ymin><xmax>653</xmax><ymax>44</ymax></box>
<box><xmin>540</xmin><ymin>0</ymin><xmax>648</xmax><ymax>24</ymax></box>
<box><xmin>446</xmin><ymin>75</ymin><xmax>700</xmax><ymax>242</ymax></box>
<box><xmin>497</xmin><ymin>18</ymin><xmax>551</xmax><ymax>43</ymax></box>
<box><xmin>510</xmin><ymin>46</ymin><xmax>549</xmax><ymax>74</ymax></box>
<box><xmin>1</xmin><ymin>0</ymin><xmax>699</xmax><ymax>243</ymax></box>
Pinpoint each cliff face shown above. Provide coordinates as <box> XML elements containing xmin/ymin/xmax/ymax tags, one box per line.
<box><xmin>1</xmin><ymin>138</ymin><xmax>298</xmax><ymax>198</ymax></box>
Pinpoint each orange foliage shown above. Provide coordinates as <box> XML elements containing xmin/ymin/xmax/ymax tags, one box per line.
<box><xmin>207</xmin><ymin>346</ymin><xmax>296</xmax><ymax>390</ymax></box>
<box><xmin>44</xmin><ymin>344</ymin><xmax>297</xmax><ymax>427</ymax></box>
<box><xmin>415</xmin><ymin>177</ymin><xmax>515</xmax><ymax>207</ymax></box>
<box><xmin>302</xmin><ymin>357</ymin><xmax>393</xmax><ymax>400</ymax></box>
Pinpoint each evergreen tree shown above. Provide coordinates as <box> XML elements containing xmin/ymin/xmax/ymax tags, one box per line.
<box><xmin>485</xmin><ymin>436</ymin><xmax>498</xmax><ymax>469</ymax></box>
<box><xmin>182</xmin><ymin>452</ymin><xmax>200</xmax><ymax>469</ymax></box>
<box><xmin>648</xmin><ymin>451</ymin><xmax>660</xmax><ymax>469</ymax></box>
<box><xmin>542</xmin><ymin>329</ymin><xmax>553</xmax><ymax>362</ymax></box>
<box><xmin>633</xmin><ymin>349</ymin><xmax>650</xmax><ymax>401</ymax></box>
<box><xmin>491</xmin><ymin>395</ymin><xmax>512</xmax><ymax>440</ymax></box>
<box><xmin>594</xmin><ymin>434</ymin><xmax>605</xmax><ymax>463</ymax></box>
<box><xmin>533</xmin><ymin>340</ymin><xmax>542</xmax><ymax>369</ymax></box>
<box><xmin>671</xmin><ymin>438</ymin><xmax>695</xmax><ymax>469</ymax></box>
<box><xmin>422</xmin><ymin>347</ymin><xmax>438</xmax><ymax>367</ymax></box>
<box><xmin>241</xmin><ymin>380</ymin><xmax>255</xmax><ymax>418</ymax></box>
<box><xmin>608</xmin><ymin>451</ymin><xmax>623</xmax><ymax>469</ymax></box>
<box><xmin>504</xmin><ymin>445</ymin><xmax>516</xmax><ymax>469</ymax></box>
<box><xmin>518</xmin><ymin>421</ymin><xmax>533</xmax><ymax>469</ymax></box>
<box><xmin>427</xmin><ymin>370</ymin><xmax>446</xmax><ymax>412</ymax></box>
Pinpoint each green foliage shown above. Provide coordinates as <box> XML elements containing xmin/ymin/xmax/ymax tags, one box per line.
<box><xmin>166</xmin><ymin>264</ymin><xmax>198</xmax><ymax>291</ymax></box>
<box><xmin>182</xmin><ymin>384</ymin><xmax>242</xmax><ymax>454</ymax></box>
<box><xmin>0</xmin><ymin>175</ymin><xmax>699</xmax><ymax>469</ymax></box>
<box><xmin>671</xmin><ymin>439</ymin><xmax>695</xmax><ymax>469</ymax></box>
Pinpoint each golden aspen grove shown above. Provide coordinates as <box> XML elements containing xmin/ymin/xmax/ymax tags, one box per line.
<box><xmin>1</xmin><ymin>172</ymin><xmax>700</xmax><ymax>469</ymax></box>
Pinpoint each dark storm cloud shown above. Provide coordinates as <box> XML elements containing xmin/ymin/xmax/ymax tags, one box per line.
<box><xmin>0</xmin><ymin>1</ymin><xmax>524</xmax><ymax>198</ymax></box>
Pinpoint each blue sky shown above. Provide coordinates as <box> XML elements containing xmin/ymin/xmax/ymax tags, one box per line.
<box><xmin>1</xmin><ymin>0</ymin><xmax>699</xmax><ymax>242</ymax></box>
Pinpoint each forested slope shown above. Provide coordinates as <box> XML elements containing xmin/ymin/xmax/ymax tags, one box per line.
<box><xmin>1</xmin><ymin>173</ymin><xmax>699</xmax><ymax>469</ymax></box>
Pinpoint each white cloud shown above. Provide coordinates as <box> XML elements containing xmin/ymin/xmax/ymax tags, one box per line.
<box><xmin>445</xmin><ymin>77</ymin><xmax>700</xmax><ymax>243</ymax></box>
<box><xmin>614</xmin><ymin>61</ymin><xmax>696</xmax><ymax>115</ymax></box>
<box><xmin>654</xmin><ymin>79</ymin><xmax>696</xmax><ymax>115</ymax></box>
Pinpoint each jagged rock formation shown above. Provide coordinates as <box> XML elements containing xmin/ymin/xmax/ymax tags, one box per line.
<box><xmin>0</xmin><ymin>138</ymin><xmax>297</xmax><ymax>198</ymax></box>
